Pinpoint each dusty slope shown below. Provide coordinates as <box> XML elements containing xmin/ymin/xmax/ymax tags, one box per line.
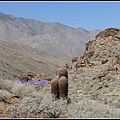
<box><xmin>0</xmin><ymin>41</ymin><xmax>70</xmax><ymax>80</ymax></box>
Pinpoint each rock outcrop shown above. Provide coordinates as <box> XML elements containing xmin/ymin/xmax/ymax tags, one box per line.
<box><xmin>68</xmin><ymin>28</ymin><xmax>120</xmax><ymax>107</ymax></box>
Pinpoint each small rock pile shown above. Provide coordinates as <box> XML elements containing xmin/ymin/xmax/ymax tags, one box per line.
<box><xmin>19</xmin><ymin>72</ymin><xmax>46</xmax><ymax>81</ymax></box>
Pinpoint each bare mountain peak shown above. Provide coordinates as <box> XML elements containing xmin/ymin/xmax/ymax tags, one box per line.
<box><xmin>0</xmin><ymin>11</ymin><xmax>101</xmax><ymax>58</ymax></box>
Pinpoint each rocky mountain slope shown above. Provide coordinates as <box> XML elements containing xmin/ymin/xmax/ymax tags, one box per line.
<box><xmin>0</xmin><ymin>12</ymin><xmax>101</xmax><ymax>80</ymax></box>
<box><xmin>0</xmin><ymin>28</ymin><xmax>120</xmax><ymax>118</ymax></box>
<box><xmin>67</xmin><ymin>27</ymin><xmax>120</xmax><ymax>108</ymax></box>
<box><xmin>0</xmin><ymin>12</ymin><xmax>101</xmax><ymax>58</ymax></box>
<box><xmin>0</xmin><ymin>40</ymin><xmax>70</xmax><ymax>80</ymax></box>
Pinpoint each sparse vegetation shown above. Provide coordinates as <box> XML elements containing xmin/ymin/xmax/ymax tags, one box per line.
<box><xmin>11</xmin><ymin>84</ymin><xmax>36</xmax><ymax>99</ymax></box>
<box><xmin>0</xmin><ymin>26</ymin><xmax>120</xmax><ymax>118</ymax></box>
<box><xmin>0</xmin><ymin>79</ymin><xmax>16</xmax><ymax>92</ymax></box>
<box><xmin>67</xmin><ymin>98</ymin><xmax>120</xmax><ymax>118</ymax></box>
<box><xmin>0</xmin><ymin>89</ymin><xmax>12</xmax><ymax>101</ymax></box>
<box><xmin>6</xmin><ymin>93</ymin><xmax>68</xmax><ymax>118</ymax></box>
<box><xmin>6</xmin><ymin>93</ymin><xmax>120</xmax><ymax>118</ymax></box>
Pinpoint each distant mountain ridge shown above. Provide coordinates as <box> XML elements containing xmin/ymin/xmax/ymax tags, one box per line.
<box><xmin>0</xmin><ymin>12</ymin><xmax>101</xmax><ymax>58</ymax></box>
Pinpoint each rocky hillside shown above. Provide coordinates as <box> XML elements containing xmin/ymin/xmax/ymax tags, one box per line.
<box><xmin>0</xmin><ymin>12</ymin><xmax>100</xmax><ymax>80</ymax></box>
<box><xmin>0</xmin><ymin>12</ymin><xmax>101</xmax><ymax>58</ymax></box>
<box><xmin>0</xmin><ymin>40</ymin><xmax>70</xmax><ymax>80</ymax></box>
<box><xmin>0</xmin><ymin>28</ymin><xmax>120</xmax><ymax>118</ymax></box>
<box><xmin>67</xmin><ymin>27</ymin><xmax>120</xmax><ymax>108</ymax></box>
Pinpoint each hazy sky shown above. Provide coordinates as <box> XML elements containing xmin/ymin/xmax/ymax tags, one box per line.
<box><xmin>0</xmin><ymin>1</ymin><xmax>120</xmax><ymax>31</ymax></box>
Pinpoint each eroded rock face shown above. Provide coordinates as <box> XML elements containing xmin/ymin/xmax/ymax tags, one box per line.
<box><xmin>95</xmin><ymin>28</ymin><xmax>120</xmax><ymax>39</ymax></box>
<box><xmin>68</xmin><ymin>28</ymin><xmax>120</xmax><ymax>107</ymax></box>
<box><xmin>70</xmin><ymin>28</ymin><xmax>120</xmax><ymax>70</ymax></box>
